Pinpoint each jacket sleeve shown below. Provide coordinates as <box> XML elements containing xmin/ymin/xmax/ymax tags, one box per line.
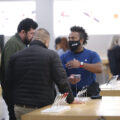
<box><xmin>50</xmin><ymin>51</ymin><xmax>74</xmax><ymax>103</ymax></box>
<box><xmin>3</xmin><ymin>41</ymin><xmax>20</xmax><ymax>69</ymax></box>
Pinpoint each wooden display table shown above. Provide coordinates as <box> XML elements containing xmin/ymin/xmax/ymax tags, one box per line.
<box><xmin>102</xmin><ymin>57</ymin><xmax>109</xmax><ymax>65</ymax></box>
<box><xmin>22</xmin><ymin>97</ymin><xmax>120</xmax><ymax>120</ymax></box>
<box><xmin>100</xmin><ymin>81</ymin><xmax>120</xmax><ymax>96</ymax></box>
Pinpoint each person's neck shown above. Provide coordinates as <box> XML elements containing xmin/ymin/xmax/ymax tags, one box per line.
<box><xmin>75</xmin><ymin>46</ymin><xmax>84</xmax><ymax>53</ymax></box>
<box><xmin>63</xmin><ymin>47</ymin><xmax>67</xmax><ymax>51</ymax></box>
<box><xmin>56</xmin><ymin>45</ymin><xmax>61</xmax><ymax>50</ymax></box>
<box><xmin>18</xmin><ymin>33</ymin><xmax>24</xmax><ymax>41</ymax></box>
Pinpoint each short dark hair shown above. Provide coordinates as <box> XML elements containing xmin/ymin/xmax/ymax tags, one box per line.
<box><xmin>70</xmin><ymin>26</ymin><xmax>88</xmax><ymax>44</ymax></box>
<box><xmin>17</xmin><ymin>18</ymin><xmax>38</xmax><ymax>33</ymax></box>
<box><xmin>55</xmin><ymin>37</ymin><xmax>61</xmax><ymax>45</ymax></box>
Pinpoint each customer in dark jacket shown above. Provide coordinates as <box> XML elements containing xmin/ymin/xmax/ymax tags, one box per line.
<box><xmin>0</xmin><ymin>18</ymin><xmax>38</xmax><ymax>120</ymax></box>
<box><xmin>3</xmin><ymin>28</ymin><xmax>74</xmax><ymax>120</ymax></box>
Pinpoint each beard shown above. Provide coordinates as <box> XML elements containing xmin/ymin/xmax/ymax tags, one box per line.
<box><xmin>23</xmin><ymin>36</ymin><xmax>32</xmax><ymax>46</ymax></box>
<box><xmin>24</xmin><ymin>39</ymin><xmax>31</xmax><ymax>45</ymax></box>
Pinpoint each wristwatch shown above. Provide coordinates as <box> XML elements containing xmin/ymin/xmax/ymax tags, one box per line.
<box><xmin>80</xmin><ymin>62</ymin><xmax>84</xmax><ymax>68</ymax></box>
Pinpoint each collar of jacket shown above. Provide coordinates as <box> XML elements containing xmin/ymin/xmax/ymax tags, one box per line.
<box><xmin>30</xmin><ymin>40</ymin><xmax>47</xmax><ymax>49</ymax></box>
<box><xmin>15</xmin><ymin>33</ymin><xmax>24</xmax><ymax>43</ymax></box>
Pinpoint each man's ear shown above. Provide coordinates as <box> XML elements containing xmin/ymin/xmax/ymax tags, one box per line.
<box><xmin>80</xmin><ymin>38</ymin><xmax>84</xmax><ymax>44</ymax></box>
<box><xmin>45</xmin><ymin>39</ymin><xmax>49</xmax><ymax>48</ymax></box>
<box><xmin>21</xmin><ymin>30</ymin><xmax>25</xmax><ymax>34</ymax></box>
<box><xmin>21</xmin><ymin>30</ymin><xmax>26</xmax><ymax>36</ymax></box>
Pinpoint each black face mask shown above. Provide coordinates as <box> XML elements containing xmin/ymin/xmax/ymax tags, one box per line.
<box><xmin>69</xmin><ymin>40</ymin><xmax>80</xmax><ymax>51</ymax></box>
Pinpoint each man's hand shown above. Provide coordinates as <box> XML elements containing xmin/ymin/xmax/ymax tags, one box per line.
<box><xmin>68</xmin><ymin>74</ymin><xmax>80</xmax><ymax>84</ymax></box>
<box><xmin>66</xmin><ymin>59</ymin><xmax>81</xmax><ymax>69</ymax></box>
<box><xmin>71</xmin><ymin>99</ymin><xmax>85</xmax><ymax>104</ymax></box>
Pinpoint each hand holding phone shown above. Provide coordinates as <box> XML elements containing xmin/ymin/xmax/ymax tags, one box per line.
<box><xmin>69</xmin><ymin>74</ymin><xmax>81</xmax><ymax>84</ymax></box>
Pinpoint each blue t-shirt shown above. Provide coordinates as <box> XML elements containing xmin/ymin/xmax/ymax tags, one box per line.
<box><xmin>61</xmin><ymin>48</ymin><xmax>101</xmax><ymax>95</ymax></box>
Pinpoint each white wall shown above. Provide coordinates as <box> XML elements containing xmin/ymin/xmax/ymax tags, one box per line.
<box><xmin>2</xmin><ymin>0</ymin><xmax>117</xmax><ymax>58</ymax></box>
<box><xmin>86</xmin><ymin>35</ymin><xmax>113</xmax><ymax>58</ymax></box>
<box><xmin>36</xmin><ymin>0</ymin><xmax>54</xmax><ymax>49</ymax></box>
<box><xmin>4</xmin><ymin>34</ymin><xmax>114</xmax><ymax>58</ymax></box>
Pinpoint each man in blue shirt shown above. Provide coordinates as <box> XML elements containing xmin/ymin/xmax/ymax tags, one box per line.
<box><xmin>61</xmin><ymin>26</ymin><xmax>102</xmax><ymax>96</ymax></box>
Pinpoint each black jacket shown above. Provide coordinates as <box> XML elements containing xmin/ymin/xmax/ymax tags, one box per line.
<box><xmin>3</xmin><ymin>40</ymin><xmax>74</xmax><ymax>108</ymax></box>
<box><xmin>108</xmin><ymin>45</ymin><xmax>120</xmax><ymax>75</ymax></box>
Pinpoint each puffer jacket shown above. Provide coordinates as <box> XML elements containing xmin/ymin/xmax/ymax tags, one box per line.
<box><xmin>3</xmin><ymin>40</ymin><xmax>74</xmax><ymax>108</ymax></box>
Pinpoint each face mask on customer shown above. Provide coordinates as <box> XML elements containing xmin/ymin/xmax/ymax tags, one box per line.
<box><xmin>69</xmin><ymin>40</ymin><xmax>80</xmax><ymax>51</ymax></box>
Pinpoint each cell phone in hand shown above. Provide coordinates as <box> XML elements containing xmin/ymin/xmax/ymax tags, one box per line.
<box><xmin>74</xmin><ymin>74</ymin><xmax>81</xmax><ymax>79</ymax></box>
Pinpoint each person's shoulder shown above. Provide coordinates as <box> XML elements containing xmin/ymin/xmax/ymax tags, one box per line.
<box><xmin>60</xmin><ymin>50</ymin><xmax>71</xmax><ymax>60</ymax></box>
<box><xmin>112</xmin><ymin>45</ymin><xmax>120</xmax><ymax>50</ymax></box>
<box><xmin>8</xmin><ymin>34</ymin><xmax>17</xmax><ymax>41</ymax></box>
<box><xmin>5</xmin><ymin>34</ymin><xmax>18</xmax><ymax>46</ymax></box>
<box><xmin>84</xmin><ymin>48</ymin><xmax>98</xmax><ymax>55</ymax></box>
<box><xmin>47</xmin><ymin>49</ymin><xmax>59</xmax><ymax>56</ymax></box>
<box><xmin>63</xmin><ymin>50</ymin><xmax>71</xmax><ymax>56</ymax></box>
<box><xmin>39</xmin><ymin>48</ymin><xmax>58</xmax><ymax>57</ymax></box>
<box><xmin>43</xmin><ymin>49</ymin><xmax>61</xmax><ymax>61</ymax></box>
<box><xmin>85</xmin><ymin>48</ymin><xmax>101</xmax><ymax>62</ymax></box>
